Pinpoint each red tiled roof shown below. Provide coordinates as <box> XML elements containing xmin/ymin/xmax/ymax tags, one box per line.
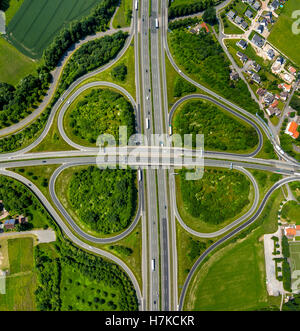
<box><xmin>200</xmin><ymin>22</ymin><xmax>209</xmax><ymax>33</ymax></box>
<box><xmin>286</xmin><ymin>228</ymin><xmax>297</xmax><ymax>236</ymax></box>
<box><xmin>288</xmin><ymin>121</ymin><xmax>299</xmax><ymax>139</ymax></box>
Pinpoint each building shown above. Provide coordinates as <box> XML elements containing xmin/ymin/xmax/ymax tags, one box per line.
<box><xmin>289</xmin><ymin>66</ymin><xmax>297</xmax><ymax>75</ymax></box>
<box><xmin>252</xmin><ymin>34</ymin><xmax>265</xmax><ymax>48</ymax></box>
<box><xmin>285</xmin><ymin>121</ymin><xmax>299</xmax><ymax>139</ymax></box>
<box><xmin>280</xmin><ymin>91</ymin><xmax>289</xmax><ymax>101</ymax></box>
<box><xmin>240</xmin><ymin>21</ymin><xmax>248</xmax><ymax>30</ymax></box>
<box><xmin>257</xmin><ymin>88</ymin><xmax>266</xmax><ymax>97</ymax></box>
<box><xmin>245</xmin><ymin>9</ymin><xmax>253</xmax><ymax>19</ymax></box>
<box><xmin>284</xmin><ymin>225</ymin><xmax>300</xmax><ymax>239</ymax></box>
<box><xmin>252</xmin><ymin>62</ymin><xmax>261</xmax><ymax>72</ymax></box>
<box><xmin>236</xmin><ymin>51</ymin><xmax>248</xmax><ymax>63</ymax></box>
<box><xmin>4</xmin><ymin>219</ymin><xmax>16</xmax><ymax>230</ymax></box>
<box><xmin>276</xmin><ymin>56</ymin><xmax>285</xmax><ymax>65</ymax></box>
<box><xmin>236</xmin><ymin>39</ymin><xmax>248</xmax><ymax>50</ymax></box>
<box><xmin>235</xmin><ymin>16</ymin><xmax>243</xmax><ymax>25</ymax></box>
<box><xmin>227</xmin><ymin>10</ymin><xmax>236</xmax><ymax>20</ymax></box>
<box><xmin>260</xmin><ymin>18</ymin><xmax>268</xmax><ymax>27</ymax></box>
<box><xmin>252</xmin><ymin>1</ymin><xmax>261</xmax><ymax>11</ymax></box>
<box><xmin>269</xmin><ymin>0</ymin><xmax>279</xmax><ymax>11</ymax></box>
<box><xmin>256</xmin><ymin>24</ymin><xmax>264</xmax><ymax>34</ymax></box>
<box><xmin>271</xmin><ymin>99</ymin><xmax>279</xmax><ymax>108</ymax></box>
<box><xmin>263</xmin><ymin>92</ymin><xmax>275</xmax><ymax>105</ymax></box>
<box><xmin>200</xmin><ymin>22</ymin><xmax>209</xmax><ymax>33</ymax></box>
<box><xmin>230</xmin><ymin>71</ymin><xmax>239</xmax><ymax>81</ymax></box>
<box><xmin>267</xmin><ymin>48</ymin><xmax>275</xmax><ymax>60</ymax></box>
<box><xmin>252</xmin><ymin>73</ymin><xmax>261</xmax><ymax>84</ymax></box>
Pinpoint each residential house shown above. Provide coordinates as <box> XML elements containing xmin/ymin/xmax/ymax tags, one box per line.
<box><xmin>245</xmin><ymin>9</ymin><xmax>253</xmax><ymax>19</ymax></box>
<box><xmin>269</xmin><ymin>0</ymin><xmax>279</xmax><ymax>11</ymax></box>
<box><xmin>267</xmin><ymin>48</ymin><xmax>275</xmax><ymax>60</ymax></box>
<box><xmin>257</xmin><ymin>88</ymin><xmax>266</xmax><ymax>97</ymax></box>
<box><xmin>200</xmin><ymin>22</ymin><xmax>209</xmax><ymax>33</ymax></box>
<box><xmin>280</xmin><ymin>91</ymin><xmax>289</xmax><ymax>101</ymax></box>
<box><xmin>252</xmin><ymin>34</ymin><xmax>265</xmax><ymax>48</ymax></box>
<box><xmin>266</xmin><ymin>107</ymin><xmax>276</xmax><ymax>116</ymax></box>
<box><xmin>235</xmin><ymin>16</ymin><xmax>243</xmax><ymax>25</ymax></box>
<box><xmin>289</xmin><ymin>66</ymin><xmax>297</xmax><ymax>76</ymax></box>
<box><xmin>260</xmin><ymin>18</ymin><xmax>268</xmax><ymax>27</ymax></box>
<box><xmin>227</xmin><ymin>10</ymin><xmax>236</xmax><ymax>20</ymax></box>
<box><xmin>236</xmin><ymin>39</ymin><xmax>248</xmax><ymax>50</ymax></box>
<box><xmin>256</xmin><ymin>24</ymin><xmax>264</xmax><ymax>34</ymax></box>
<box><xmin>252</xmin><ymin>1</ymin><xmax>261</xmax><ymax>11</ymax></box>
<box><xmin>271</xmin><ymin>99</ymin><xmax>279</xmax><ymax>108</ymax></box>
<box><xmin>241</xmin><ymin>21</ymin><xmax>248</xmax><ymax>30</ymax></box>
<box><xmin>263</xmin><ymin>92</ymin><xmax>275</xmax><ymax>105</ymax></box>
<box><xmin>284</xmin><ymin>225</ymin><xmax>300</xmax><ymax>239</ymax></box>
<box><xmin>279</xmin><ymin>83</ymin><xmax>292</xmax><ymax>93</ymax></box>
<box><xmin>276</xmin><ymin>56</ymin><xmax>285</xmax><ymax>65</ymax></box>
<box><xmin>252</xmin><ymin>73</ymin><xmax>261</xmax><ymax>84</ymax></box>
<box><xmin>4</xmin><ymin>219</ymin><xmax>15</xmax><ymax>230</ymax></box>
<box><xmin>236</xmin><ymin>51</ymin><xmax>248</xmax><ymax>63</ymax></box>
<box><xmin>285</xmin><ymin>121</ymin><xmax>299</xmax><ymax>139</ymax></box>
<box><xmin>252</xmin><ymin>62</ymin><xmax>261</xmax><ymax>72</ymax></box>
<box><xmin>230</xmin><ymin>71</ymin><xmax>239</xmax><ymax>81</ymax></box>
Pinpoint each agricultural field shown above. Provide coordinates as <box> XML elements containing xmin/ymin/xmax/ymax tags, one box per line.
<box><xmin>173</xmin><ymin>99</ymin><xmax>259</xmax><ymax>153</ymax></box>
<box><xmin>268</xmin><ymin>0</ymin><xmax>300</xmax><ymax>67</ymax></box>
<box><xmin>281</xmin><ymin>201</ymin><xmax>300</xmax><ymax>225</ymax></box>
<box><xmin>3</xmin><ymin>0</ymin><xmax>24</xmax><ymax>24</ymax></box>
<box><xmin>0</xmin><ymin>237</ymin><xmax>37</xmax><ymax>311</ymax></box>
<box><xmin>184</xmin><ymin>189</ymin><xmax>284</xmax><ymax>311</ymax></box>
<box><xmin>6</xmin><ymin>0</ymin><xmax>104</xmax><ymax>59</ymax></box>
<box><xmin>176</xmin><ymin>167</ymin><xmax>252</xmax><ymax>233</ymax></box>
<box><xmin>0</xmin><ymin>37</ymin><xmax>38</xmax><ymax>85</ymax></box>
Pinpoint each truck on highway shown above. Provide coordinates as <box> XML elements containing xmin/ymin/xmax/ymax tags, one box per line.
<box><xmin>275</xmin><ymin>144</ymin><xmax>285</xmax><ymax>155</ymax></box>
<box><xmin>152</xmin><ymin>259</ymin><xmax>155</xmax><ymax>271</ymax></box>
<box><xmin>155</xmin><ymin>18</ymin><xmax>159</xmax><ymax>29</ymax></box>
<box><xmin>138</xmin><ymin>168</ymin><xmax>142</xmax><ymax>182</ymax></box>
<box><xmin>146</xmin><ymin>118</ymin><xmax>150</xmax><ymax>130</ymax></box>
<box><xmin>169</xmin><ymin>125</ymin><xmax>172</xmax><ymax>136</ymax></box>
<box><xmin>135</xmin><ymin>0</ymin><xmax>138</xmax><ymax>11</ymax></box>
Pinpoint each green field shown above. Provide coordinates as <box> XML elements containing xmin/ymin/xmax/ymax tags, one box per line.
<box><xmin>268</xmin><ymin>0</ymin><xmax>300</xmax><ymax>66</ymax></box>
<box><xmin>112</xmin><ymin>0</ymin><xmax>132</xmax><ymax>28</ymax></box>
<box><xmin>0</xmin><ymin>237</ymin><xmax>36</xmax><ymax>311</ymax></box>
<box><xmin>281</xmin><ymin>201</ymin><xmax>300</xmax><ymax>224</ymax></box>
<box><xmin>185</xmin><ymin>189</ymin><xmax>284</xmax><ymax>311</ymax></box>
<box><xmin>290</xmin><ymin>242</ymin><xmax>300</xmax><ymax>293</ymax></box>
<box><xmin>4</xmin><ymin>0</ymin><xmax>24</xmax><ymax>24</ymax></box>
<box><xmin>0</xmin><ymin>37</ymin><xmax>38</xmax><ymax>85</ymax></box>
<box><xmin>6</xmin><ymin>0</ymin><xmax>103</xmax><ymax>59</ymax></box>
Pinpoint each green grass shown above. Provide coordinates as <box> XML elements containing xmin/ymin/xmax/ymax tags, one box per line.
<box><xmin>281</xmin><ymin>201</ymin><xmax>300</xmax><ymax>225</ymax></box>
<box><xmin>6</xmin><ymin>0</ymin><xmax>103</xmax><ymax>59</ymax></box>
<box><xmin>184</xmin><ymin>189</ymin><xmax>284</xmax><ymax>311</ymax></box>
<box><xmin>4</xmin><ymin>0</ymin><xmax>24</xmax><ymax>24</ymax></box>
<box><xmin>223</xmin><ymin>16</ymin><xmax>244</xmax><ymax>35</ymax></box>
<box><xmin>268</xmin><ymin>0</ymin><xmax>300</xmax><ymax>66</ymax></box>
<box><xmin>0</xmin><ymin>237</ymin><xmax>37</xmax><ymax>311</ymax></box>
<box><xmin>112</xmin><ymin>0</ymin><xmax>132</xmax><ymax>28</ymax></box>
<box><xmin>7</xmin><ymin>238</ymin><xmax>34</xmax><ymax>274</ymax></box>
<box><xmin>176</xmin><ymin>167</ymin><xmax>254</xmax><ymax>233</ymax></box>
<box><xmin>60</xmin><ymin>264</ymin><xmax>123</xmax><ymax>311</ymax></box>
<box><xmin>290</xmin><ymin>242</ymin><xmax>300</xmax><ymax>292</ymax></box>
<box><xmin>0</xmin><ymin>37</ymin><xmax>39</xmax><ymax>85</ymax></box>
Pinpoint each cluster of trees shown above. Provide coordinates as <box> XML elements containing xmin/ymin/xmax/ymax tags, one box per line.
<box><xmin>179</xmin><ymin>168</ymin><xmax>250</xmax><ymax>224</ymax></box>
<box><xmin>68</xmin><ymin>166</ymin><xmax>137</xmax><ymax>234</ymax></box>
<box><xmin>109</xmin><ymin>245</ymin><xmax>133</xmax><ymax>256</ymax></box>
<box><xmin>283</xmin><ymin>295</ymin><xmax>300</xmax><ymax>311</ymax></box>
<box><xmin>187</xmin><ymin>238</ymin><xmax>213</xmax><ymax>261</ymax></box>
<box><xmin>43</xmin><ymin>0</ymin><xmax>119</xmax><ymax>70</ymax></box>
<box><xmin>173</xmin><ymin>77</ymin><xmax>196</xmax><ymax>98</ymax></box>
<box><xmin>169</xmin><ymin>17</ymin><xmax>200</xmax><ymax>30</ymax></box>
<box><xmin>0</xmin><ymin>0</ymin><xmax>9</xmax><ymax>11</ymax></box>
<box><xmin>111</xmin><ymin>63</ymin><xmax>128</xmax><ymax>82</ymax></box>
<box><xmin>202</xmin><ymin>6</ymin><xmax>217</xmax><ymax>25</ymax></box>
<box><xmin>0</xmin><ymin>68</ymin><xmax>51</xmax><ymax>129</ymax></box>
<box><xmin>173</xmin><ymin>100</ymin><xmax>258</xmax><ymax>151</ymax></box>
<box><xmin>168</xmin><ymin>0</ymin><xmax>218</xmax><ymax>19</ymax></box>
<box><xmin>290</xmin><ymin>95</ymin><xmax>300</xmax><ymax>115</ymax></box>
<box><xmin>58</xmin><ymin>32</ymin><xmax>128</xmax><ymax>93</ymax></box>
<box><xmin>69</xmin><ymin>88</ymin><xmax>135</xmax><ymax>145</ymax></box>
<box><xmin>169</xmin><ymin>29</ymin><xmax>263</xmax><ymax>117</ymax></box>
<box><xmin>35</xmin><ymin>239</ymin><xmax>138</xmax><ymax>311</ymax></box>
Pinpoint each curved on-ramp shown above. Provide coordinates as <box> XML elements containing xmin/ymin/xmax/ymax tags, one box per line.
<box><xmin>0</xmin><ymin>168</ymin><xmax>143</xmax><ymax>309</ymax></box>
<box><xmin>174</xmin><ymin>165</ymin><xmax>260</xmax><ymax>238</ymax></box>
<box><xmin>179</xmin><ymin>176</ymin><xmax>300</xmax><ymax>311</ymax></box>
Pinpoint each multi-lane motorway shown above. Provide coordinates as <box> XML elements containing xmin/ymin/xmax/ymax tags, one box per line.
<box><xmin>0</xmin><ymin>0</ymin><xmax>299</xmax><ymax>312</ymax></box>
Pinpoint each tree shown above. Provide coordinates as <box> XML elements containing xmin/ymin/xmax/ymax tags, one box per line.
<box><xmin>203</xmin><ymin>7</ymin><xmax>217</xmax><ymax>25</ymax></box>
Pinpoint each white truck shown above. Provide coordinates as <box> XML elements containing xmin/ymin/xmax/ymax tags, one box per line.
<box><xmin>151</xmin><ymin>259</ymin><xmax>155</xmax><ymax>271</ymax></box>
<box><xmin>155</xmin><ymin>18</ymin><xmax>159</xmax><ymax>29</ymax></box>
<box><xmin>146</xmin><ymin>118</ymin><xmax>150</xmax><ymax>130</ymax></box>
<box><xmin>135</xmin><ymin>0</ymin><xmax>138</xmax><ymax>11</ymax></box>
<box><xmin>138</xmin><ymin>168</ymin><xmax>142</xmax><ymax>182</ymax></box>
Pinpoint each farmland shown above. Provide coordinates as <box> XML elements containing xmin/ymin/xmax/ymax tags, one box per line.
<box><xmin>268</xmin><ymin>0</ymin><xmax>300</xmax><ymax>67</ymax></box>
<box><xmin>6</xmin><ymin>0</ymin><xmax>104</xmax><ymax>59</ymax></box>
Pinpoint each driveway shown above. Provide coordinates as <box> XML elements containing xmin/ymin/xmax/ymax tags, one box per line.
<box><xmin>0</xmin><ymin>229</ymin><xmax>56</xmax><ymax>243</ymax></box>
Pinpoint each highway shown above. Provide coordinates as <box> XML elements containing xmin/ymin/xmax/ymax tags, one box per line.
<box><xmin>0</xmin><ymin>0</ymin><xmax>299</xmax><ymax>313</ymax></box>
